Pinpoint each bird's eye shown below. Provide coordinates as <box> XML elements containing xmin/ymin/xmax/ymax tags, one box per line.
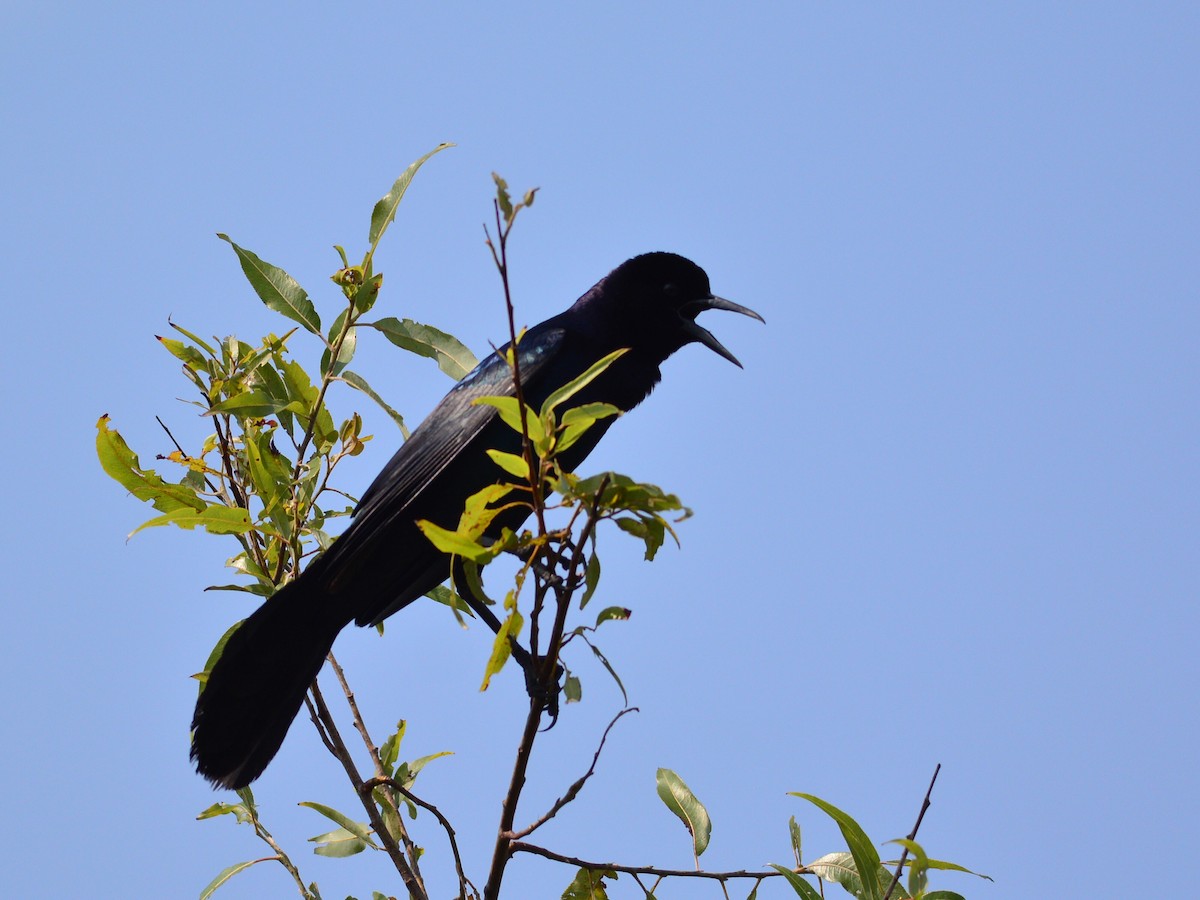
<box><xmin>662</xmin><ymin>283</ymin><xmax>680</xmax><ymax>298</ymax></box>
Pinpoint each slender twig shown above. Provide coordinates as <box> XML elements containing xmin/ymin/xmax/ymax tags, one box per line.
<box><xmin>505</xmin><ymin>707</ymin><xmax>637</xmax><ymax>840</ymax></box>
<box><xmin>363</xmin><ymin>775</ymin><xmax>478</xmax><ymax>900</ymax></box>
<box><xmin>509</xmin><ymin>842</ymin><xmax>794</xmax><ymax>883</ymax></box>
<box><xmin>327</xmin><ymin>652</ymin><xmax>384</xmax><ymax>770</ymax></box>
<box><xmin>325</xmin><ymin>651</ymin><xmax>426</xmax><ymax>887</ymax></box>
<box><xmin>302</xmin><ymin>695</ymin><xmax>338</xmax><ymax>756</ymax></box>
<box><xmin>308</xmin><ymin>678</ymin><xmax>428</xmax><ymax>900</ymax></box>
<box><xmin>881</xmin><ymin>763</ymin><xmax>942</xmax><ymax>900</ymax></box>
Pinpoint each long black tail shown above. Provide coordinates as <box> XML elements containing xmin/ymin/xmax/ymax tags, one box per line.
<box><xmin>190</xmin><ymin>576</ymin><xmax>349</xmax><ymax>789</ymax></box>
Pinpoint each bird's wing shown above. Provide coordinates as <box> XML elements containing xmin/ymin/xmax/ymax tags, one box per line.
<box><xmin>352</xmin><ymin>325</ymin><xmax>565</xmax><ymax>521</ymax></box>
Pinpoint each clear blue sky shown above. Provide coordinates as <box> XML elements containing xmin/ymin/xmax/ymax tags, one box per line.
<box><xmin>3</xmin><ymin>3</ymin><xmax>1195</xmax><ymax>897</ymax></box>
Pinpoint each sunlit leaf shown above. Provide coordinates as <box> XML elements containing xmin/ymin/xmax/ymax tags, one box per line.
<box><xmin>96</xmin><ymin>415</ymin><xmax>205</xmax><ymax>514</ymax></box>
<box><xmin>298</xmin><ymin>802</ymin><xmax>378</xmax><ymax>847</ymax></box>
<box><xmin>339</xmin><ymin>370</ymin><xmax>409</xmax><ymax>437</ymax></box>
<box><xmin>129</xmin><ymin>504</ymin><xmax>252</xmax><ymax>538</ymax></box>
<box><xmin>486</xmin><ymin>449</ymin><xmax>530</xmax><ymax>480</ymax></box>
<box><xmin>199</xmin><ymin>859</ymin><xmax>268</xmax><ymax>900</ymax></box>
<box><xmin>561</xmin><ymin>866</ymin><xmax>615</xmax><ymax>900</ymax></box>
<box><xmin>309</xmin><ymin>826</ymin><xmax>370</xmax><ymax>858</ymax></box>
<box><xmin>472</xmin><ymin>395</ymin><xmax>546</xmax><ymax>447</ymax></box>
<box><xmin>480</xmin><ymin>606</ymin><xmax>523</xmax><ymax>690</ymax></box>
<box><xmin>368</xmin><ymin>316</ymin><xmax>478</xmax><ymax>380</ymax></box>
<box><xmin>217</xmin><ymin>234</ymin><xmax>320</xmax><ymax>334</ymax></box>
<box><xmin>655</xmin><ymin>768</ymin><xmax>711</xmax><ymax>860</ymax></box>
<box><xmin>594</xmin><ymin>606</ymin><xmax>630</xmax><ymax>626</ymax></box>
<box><xmin>790</xmin><ymin>796</ymin><xmax>883</xmax><ymax>900</ymax></box>
<box><xmin>768</xmin><ymin>864</ymin><xmax>822</xmax><ymax>900</ymax></box>
<box><xmin>156</xmin><ymin>335</ymin><xmax>208</xmax><ymax>369</ymax></box>
<box><xmin>369</xmin><ymin>144</ymin><xmax>454</xmax><ymax>252</ymax></box>
<box><xmin>416</xmin><ymin>519</ymin><xmax>502</xmax><ymax>564</ymax></box>
<box><xmin>539</xmin><ymin>349</ymin><xmax>627</xmax><ymax>419</ymax></box>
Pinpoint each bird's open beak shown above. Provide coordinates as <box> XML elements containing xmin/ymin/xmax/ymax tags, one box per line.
<box><xmin>681</xmin><ymin>295</ymin><xmax>765</xmax><ymax>368</ymax></box>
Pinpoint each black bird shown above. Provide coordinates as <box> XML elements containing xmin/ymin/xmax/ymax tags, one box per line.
<box><xmin>191</xmin><ymin>252</ymin><xmax>762</xmax><ymax>789</ymax></box>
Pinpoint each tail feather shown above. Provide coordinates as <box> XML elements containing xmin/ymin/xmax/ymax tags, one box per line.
<box><xmin>190</xmin><ymin>577</ymin><xmax>347</xmax><ymax>789</ymax></box>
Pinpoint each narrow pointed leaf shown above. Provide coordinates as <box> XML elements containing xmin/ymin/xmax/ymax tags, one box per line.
<box><xmin>338</xmin><ymin>370</ymin><xmax>409</xmax><ymax>437</ymax></box>
<box><xmin>415</xmin><ymin>519</ymin><xmax>500</xmax><ymax>564</ymax></box>
<box><xmin>129</xmin><ymin>504</ymin><xmax>252</xmax><ymax>538</ymax></box>
<box><xmin>539</xmin><ymin>348</ymin><xmax>627</xmax><ymax>419</ymax></box>
<box><xmin>481</xmin><ymin>608</ymin><xmax>523</xmax><ymax>690</ymax></box>
<box><xmin>369</xmin><ymin>316</ymin><xmax>478</xmax><ymax>380</ymax></box>
<box><xmin>791</xmin><ymin>795</ymin><xmax>884</xmax><ymax>900</ymax></box>
<box><xmin>486</xmin><ymin>449</ymin><xmax>530</xmax><ymax>480</ymax></box>
<box><xmin>298</xmin><ymin>802</ymin><xmax>378</xmax><ymax>847</ymax></box>
<box><xmin>769</xmin><ymin>865</ymin><xmax>823</xmax><ymax>900</ymax></box>
<box><xmin>206</xmin><ymin>391</ymin><xmax>286</xmax><ymax>419</ymax></box>
<box><xmin>199</xmin><ymin>859</ymin><xmax>268</xmax><ymax>900</ymax></box>
<box><xmin>217</xmin><ymin>234</ymin><xmax>320</xmax><ymax>334</ymax></box>
<box><xmin>96</xmin><ymin>415</ymin><xmax>206</xmax><ymax>513</ymax></box>
<box><xmin>369</xmin><ymin>143</ymin><xmax>454</xmax><ymax>250</ymax></box>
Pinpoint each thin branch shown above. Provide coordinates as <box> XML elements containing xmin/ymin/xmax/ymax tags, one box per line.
<box><xmin>363</xmin><ymin>775</ymin><xmax>478</xmax><ymax>900</ymax></box>
<box><xmin>482</xmin><ymin>686</ymin><xmax>548</xmax><ymax>900</ymax></box>
<box><xmin>308</xmin><ymin>678</ymin><xmax>428</xmax><ymax>900</ymax></box>
<box><xmin>509</xmin><ymin>842</ymin><xmax>793</xmax><ymax>883</ymax></box>
<box><xmin>881</xmin><ymin>763</ymin><xmax>942</xmax><ymax>900</ymax></box>
<box><xmin>327</xmin><ymin>652</ymin><xmax>384</xmax><ymax>772</ymax></box>
<box><xmin>505</xmin><ymin>706</ymin><xmax>637</xmax><ymax>840</ymax></box>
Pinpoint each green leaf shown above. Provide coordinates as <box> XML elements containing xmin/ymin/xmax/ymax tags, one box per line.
<box><xmin>557</xmin><ymin>402</ymin><xmax>621</xmax><ymax>453</ymax></box>
<box><xmin>309</xmin><ymin>826</ymin><xmax>371</xmax><ymax>858</ymax></box>
<box><xmin>195</xmin><ymin>800</ymin><xmax>252</xmax><ymax>825</ymax></box>
<box><xmin>168</xmin><ymin>319</ymin><xmax>217</xmax><ymax>356</ymax></box>
<box><xmin>368</xmin><ymin>316</ymin><xmax>479</xmax><ymax>380</ymax></box>
<box><xmin>486</xmin><ymin>449</ymin><xmax>530</xmax><ymax>480</ymax></box>
<box><xmin>338</xmin><ymin>370</ymin><xmax>409</xmax><ymax>437</ymax></box>
<box><xmin>473</xmin><ymin>395</ymin><xmax>545</xmax><ymax>446</ymax></box>
<box><xmin>368</xmin><ymin>144</ymin><xmax>454</xmax><ymax>253</ymax></box>
<box><xmin>789</xmin><ymin>815</ymin><xmax>803</xmax><ymax>866</ymax></box>
<box><xmin>493</xmin><ymin>172</ymin><xmax>513</xmax><ymax>222</ymax></box>
<box><xmin>217</xmin><ymin>234</ymin><xmax>320</xmax><ymax>334</ymax></box>
<box><xmin>594</xmin><ymin>606</ymin><xmax>630</xmax><ymax>626</ymax></box>
<box><xmin>769</xmin><ymin>865</ymin><xmax>823</xmax><ymax>900</ymax></box>
<box><xmin>96</xmin><ymin>415</ymin><xmax>205</xmax><ymax>514</ymax></box>
<box><xmin>320</xmin><ymin>309</ymin><xmax>357</xmax><ymax>378</ymax></box>
<box><xmin>888</xmin><ymin>838</ymin><xmax>929</xmax><ymax>896</ymax></box>
<box><xmin>561</xmin><ymin>867</ymin><xmax>615</xmax><ymax>900</ymax></box>
<box><xmin>416</xmin><ymin>519</ymin><xmax>502</xmax><ymax>564</ymax></box>
<box><xmin>581</xmin><ymin>551</ymin><xmax>600</xmax><ymax>608</ymax></box>
<box><xmin>480</xmin><ymin>606</ymin><xmax>523</xmax><ymax>690</ymax></box>
<box><xmin>206</xmin><ymin>391</ymin><xmax>286</xmax><ymax>419</ymax></box>
<box><xmin>790</xmin><ymin>794</ymin><xmax>883</xmax><ymax>900</ymax></box>
<box><xmin>156</xmin><ymin>334</ymin><xmax>209</xmax><ymax>369</ymax></box>
<box><xmin>402</xmin><ymin>750</ymin><xmax>453</xmax><ymax>785</ymax></box>
<box><xmin>614</xmin><ymin>515</ymin><xmax>666</xmax><ymax>561</ymax></box>
<box><xmin>199</xmin><ymin>859</ymin><xmax>268</xmax><ymax>900</ymax></box>
<box><xmin>129</xmin><ymin>504</ymin><xmax>252</xmax><ymax>538</ymax></box>
<box><xmin>539</xmin><ymin>349</ymin><xmax>627</xmax><ymax>420</ymax></box>
<box><xmin>589</xmin><ymin>642</ymin><xmax>627</xmax><ymax>704</ymax></box>
<box><xmin>922</xmin><ymin>893</ymin><xmax>967</xmax><ymax>900</ymax></box>
<box><xmin>457</xmin><ymin>483</ymin><xmax>517</xmax><ymax>538</ymax></box>
<box><xmin>655</xmin><ymin>768</ymin><xmax>711</xmax><ymax>860</ymax></box>
<box><xmin>425</xmin><ymin>584</ymin><xmax>475</xmax><ymax>619</ymax></box>
<box><xmin>564</xmin><ymin>674</ymin><xmax>582</xmax><ymax>703</ymax></box>
<box><xmin>807</xmin><ymin>852</ymin><xmax>905</xmax><ymax>899</ymax></box>
<box><xmin>298</xmin><ymin>802</ymin><xmax>378</xmax><ymax>847</ymax></box>
<box><xmin>379</xmin><ymin>720</ymin><xmax>406</xmax><ymax>776</ymax></box>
